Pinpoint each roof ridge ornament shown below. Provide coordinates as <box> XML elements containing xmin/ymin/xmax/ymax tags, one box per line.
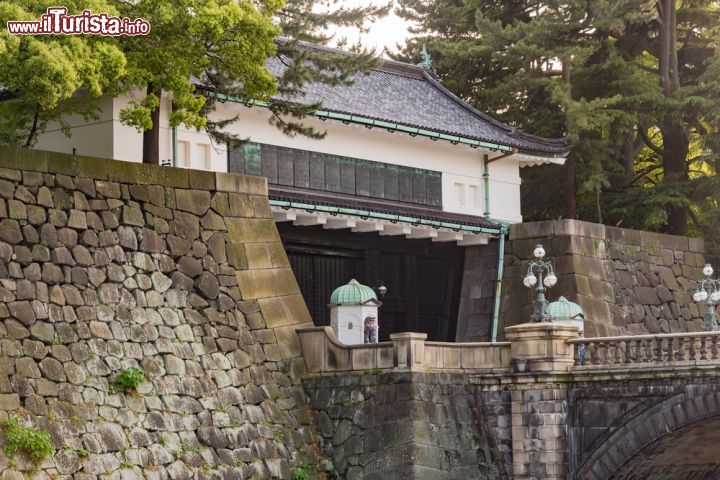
<box><xmin>418</xmin><ymin>45</ymin><xmax>433</xmax><ymax>70</ymax></box>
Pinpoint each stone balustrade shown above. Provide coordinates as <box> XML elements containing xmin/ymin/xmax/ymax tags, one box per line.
<box><xmin>299</xmin><ymin>323</ymin><xmax>720</xmax><ymax>375</ymax></box>
<box><xmin>567</xmin><ymin>331</ymin><xmax>720</xmax><ymax>368</ymax></box>
<box><xmin>297</xmin><ymin>326</ymin><xmax>511</xmax><ymax>373</ymax></box>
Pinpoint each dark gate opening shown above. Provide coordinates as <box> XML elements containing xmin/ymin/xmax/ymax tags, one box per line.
<box><xmin>278</xmin><ymin>223</ymin><xmax>465</xmax><ymax>342</ymax></box>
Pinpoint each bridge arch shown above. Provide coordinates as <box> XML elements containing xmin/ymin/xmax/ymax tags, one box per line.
<box><xmin>577</xmin><ymin>387</ymin><xmax>720</xmax><ymax>479</ymax></box>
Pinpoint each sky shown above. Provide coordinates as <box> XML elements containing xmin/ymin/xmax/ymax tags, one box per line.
<box><xmin>329</xmin><ymin>0</ymin><xmax>416</xmax><ymax>56</ymax></box>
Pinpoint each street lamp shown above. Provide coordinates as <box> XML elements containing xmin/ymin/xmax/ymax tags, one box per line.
<box><xmin>523</xmin><ymin>244</ymin><xmax>558</xmax><ymax>322</ymax></box>
<box><xmin>693</xmin><ymin>264</ymin><xmax>720</xmax><ymax>331</ymax></box>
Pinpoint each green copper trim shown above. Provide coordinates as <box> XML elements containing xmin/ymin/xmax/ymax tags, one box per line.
<box><xmin>483</xmin><ymin>154</ymin><xmax>491</xmax><ymax>217</ymax></box>
<box><xmin>491</xmin><ymin>223</ymin><xmax>509</xmax><ymax>343</ymax></box>
<box><xmin>269</xmin><ymin>199</ymin><xmax>503</xmax><ymax>235</ymax></box>
<box><xmin>171</xmin><ymin>125</ymin><xmax>178</xmax><ymax>168</ymax></box>
<box><xmin>205</xmin><ymin>92</ymin><xmax>514</xmax><ymax>153</ymax></box>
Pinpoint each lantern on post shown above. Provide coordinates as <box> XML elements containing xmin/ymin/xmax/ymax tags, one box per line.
<box><xmin>523</xmin><ymin>244</ymin><xmax>558</xmax><ymax>322</ymax></box>
<box><xmin>693</xmin><ymin>264</ymin><xmax>720</xmax><ymax>331</ymax></box>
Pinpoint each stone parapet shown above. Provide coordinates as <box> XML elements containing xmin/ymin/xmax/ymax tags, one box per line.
<box><xmin>297</xmin><ymin>326</ymin><xmax>511</xmax><ymax>374</ymax></box>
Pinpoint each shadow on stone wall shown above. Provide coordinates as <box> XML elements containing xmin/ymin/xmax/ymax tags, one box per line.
<box><xmin>304</xmin><ymin>372</ymin><xmax>512</xmax><ymax>479</ymax></box>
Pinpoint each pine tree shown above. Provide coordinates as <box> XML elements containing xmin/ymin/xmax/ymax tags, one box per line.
<box><xmin>397</xmin><ymin>0</ymin><xmax>720</xmax><ymax>242</ymax></box>
<box><xmin>230</xmin><ymin>0</ymin><xmax>391</xmax><ymax>141</ymax></box>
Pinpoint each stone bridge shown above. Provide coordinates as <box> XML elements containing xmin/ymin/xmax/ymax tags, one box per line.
<box><xmin>0</xmin><ymin>147</ymin><xmax>715</xmax><ymax>480</ymax></box>
<box><xmin>298</xmin><ymin>325</ymin><xmax>720</xmax><ymax>479</ymax></box>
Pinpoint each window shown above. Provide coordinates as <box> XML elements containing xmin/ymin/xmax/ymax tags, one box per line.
<box><xmin>469</xmin><ymin>184</ymin><xmax>480</xmax><ymax>208</ymax></box>
<box><xmin>453</xmin><ymin>182</ymin><xmax>465</xmax><ymax>206</ymax></box>
<box><xmin>177</xmin><ymin>140</ymin><xmax>190</xmax><ymax>168</ymax></box>
<box><xmin>196</xmin><ymin>143</ymin><xmax>211</xmax><ymax>170</ymax></box>
<box><xmin>229</xmin><ymin>142</ymin><xmax>443</xmax><ymax>207</ymax></box>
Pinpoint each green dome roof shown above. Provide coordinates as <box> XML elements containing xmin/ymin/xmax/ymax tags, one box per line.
<box><xmin>330</xmin><ymin>279</ymin><xmax>378</xmax><ymax>305</ymax></box>
<box><xmin>548</xmin><ymin>296</ymin><xmax>584</xmax><ymax>321</ymax></box>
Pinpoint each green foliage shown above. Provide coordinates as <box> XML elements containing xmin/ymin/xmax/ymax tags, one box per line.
<box><xmin>114</xmin><ymin>0</ymin><xmax>282</xmax><ymax>162</ymax></box>
<box><xmin>1</xmin><ymin>0</ymin><xmax>392</xmax><ymax>166</ymax></box>
<box><xmin>291</xmin><ymin>465</ymin><xmax>311</xmax><ymax>480</ymax></box>
<box><xmin>397</xmin><ymin>0</ymin><xmax>720</xmax><ymax>250</ymax></box>
<box><xmin>203</xmin><ymin>0</ymin><xmax>391</xmax><ymax>146</ymax></box>
<box><xmin>0</xmin><ymin>1</ymin><xmax>126</xmax><ymax>147</ymax></box>
<box><xmin>116</xmin><ymin>366</ymin><xmax>145</xmax><ymax>392</ymax></box>
<box><xmin>1</xmin><ymin>417</ymin><xmax>55</xmax><ymax>462</ymax></box>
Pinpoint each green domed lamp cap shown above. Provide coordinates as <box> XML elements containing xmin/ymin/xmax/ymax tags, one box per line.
<box><xmin>548</xmin><ymin>296</ymin><xmax>585</xmax><ymax>322</ymax></box>
<box><xmin>330</xmin><ymin>279</ymin><xmax>381</xmax><ymax>306</ymax></box>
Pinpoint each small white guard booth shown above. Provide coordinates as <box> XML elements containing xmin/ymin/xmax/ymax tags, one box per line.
<box><xmin>329</xmin><ymin>279</ymin><xmax>382</xmax><ymax>345</ymax></box>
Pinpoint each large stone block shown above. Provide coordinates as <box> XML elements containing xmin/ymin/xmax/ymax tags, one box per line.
<box><xmin>215</xmin><ymin>172</ymin><xmax>267</xmax><ymax>196</ymax></box>
<box><xmin>236</xmin><ymin>268</ymin><xmax>300</xmax><ymax>300</ymax></box>
<box><xmin>226</xmin><ymin>218</ymin><xmax>278</xmax><ymax>244</ymax></box>
<box><xmin>175</xmin><ymin>189</ymin><xmax>211</xmax><ymax>216</ymax></box>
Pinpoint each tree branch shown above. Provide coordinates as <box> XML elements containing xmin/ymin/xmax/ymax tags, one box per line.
<box><xmin>23</xmin><ymin>104</ymin><xmax>40</xmax><ymax>148</ymax></box>
<box><xmin>626</xmin><ymin>164</ymin><xmax>664</xmax><ymax>187</ymax></box>
<box><xmin>637</xmin><ymin>126</ymin><xmax>665</xmax><ymax>156</ymax></box>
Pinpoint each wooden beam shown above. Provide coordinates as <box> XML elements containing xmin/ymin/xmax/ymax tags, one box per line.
<box><xmin>457</xmin><ymin>234</ymin><xmax>490</xmax><ymax>246</ymax></box>
<box><xmin>273</xmin><ymin>210</ymin><xmax>297</xmax><ymax>222</ymax></box>
<box><xmin>294</xmin><ymin>214</ymin><xmax>327</xmax><ymax>227</ymax></box>
<box><xmin>352</xmin><ymin>221</ymin><xmax>384</xmax><ymax>233</ymax></box>
<box><xmin>379</xmin><ymin>224</ymin><xmax>412</xmax><ymax>236</ymax></box>
<box><xmin>324</xmin><ymin>217</ymin><xmax>357</xmax><ymax>230</ymax></box>
<box><xmin>432</xmin><ymin>231</ymin><xmax>464</xmax><ymax>242</ymax></box>
<box><xmin>406</xmin><ymin>228</ymin><xmax>438</xmax><ymax>240</ymax></box>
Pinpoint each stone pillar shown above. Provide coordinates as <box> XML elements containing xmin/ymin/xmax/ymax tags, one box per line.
<box><xmin>505</xmin><ymin>323</ymin><xmax>577</xmax><ymax>479</ymax></box>
<box><xmin>390</xmin><ymin>332</ymin><xmax>427</xmax><ymax>370</ymax></box>
<box><xmin>505</xmin><ymin>323</ymin><xmax>577</xmax><ymax>373</ymax></box>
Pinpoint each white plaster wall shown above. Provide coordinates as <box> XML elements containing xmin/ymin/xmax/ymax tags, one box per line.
<box><xmin>112</xmin><ymin>94</ymin><xmax>225</xmax><ymax>170</ymax></box>
<box><xmin>211</xmin><ymin>104</ymin><xmax>524</xmax><ymax>223</ymax></box>
<box><xmin>34</xmin><ymin>93</ymin><xmax>528</xmax><ymax>223</ymax></box>
<box><xmin>488</xmin><ymin>160</ymin><xmax>523</xmax><ymax>223</ymax></box>
<box><xmin>34</xmin><ymin>96</ymin><xmax>115</xmax><ymax>159</ymax></box>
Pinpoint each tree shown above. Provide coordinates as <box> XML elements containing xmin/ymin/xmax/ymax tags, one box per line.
<box><xmin>116</xmin><ymin>0</ymin><xmax>390</xmax><ymax>164</ymax></box>
<box><xmin>397</xmin><ymin>0</ymin><xmax>720</xmax><ymax>244</ymax></box>
<box><xmin>0</xmin><ymin>1</ymin><xmax>126</xmax><ymax>147</ymax></box>
<box><xmin>264</xmin><ymin>0</ymin><xmax>390</xmax><ymax>139</ymax></box>
<box><xmin>114</xmin><ymin>0</ymin><xmax>281</xmax><ymax>164</ymax></box>
<box><xmin>2</xmin><ymin>0</ymin><xmax>390</xmax><ymax>165</ymax></box>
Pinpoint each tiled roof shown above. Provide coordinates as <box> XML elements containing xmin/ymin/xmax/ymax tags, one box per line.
<box><xmin>266</xmin><ymin>43</ymin><xmax>568</xmax><ymax>157</ymax></box>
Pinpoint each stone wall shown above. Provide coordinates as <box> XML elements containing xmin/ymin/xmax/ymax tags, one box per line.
<box><xmin>455</xmin><ymin>219</ymin><xmax>705</xmax><ymax>339</ymax></box>
<box><xmin>458</xmin><ymin>220</ymin><xmax>705</xmax><ymax>340</ymax></box>
<box><xmin>501</xmin><ymin>220</ymin><xmax>705</xmax><ymax>337</ymax></box>
<box><xmin>0</xmin><ymin>148</ymin><xmax>316</xmax><ymax>479</ymax></box>
<box><xmin>303</xmin><ymin>372</ymin><xmax>511</xmax><ymax>480</ymax></box>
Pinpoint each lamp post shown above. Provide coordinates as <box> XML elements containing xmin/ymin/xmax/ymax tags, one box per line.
<box><xmin>693</xmin><ymin>264</ymin><xmax>720</xmax><ymax>331</ymax></box>
<box><xmin>523</xmin><ymin>244</ymin><xmax>558</xmax><ymax>322</ymax></box>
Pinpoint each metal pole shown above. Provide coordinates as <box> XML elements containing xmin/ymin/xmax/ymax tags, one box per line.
<box><xmin>491</xmin><ymin>224</ymin><xmax>507</xmax><ymax>343</ymax></box>
<box><xmin>171</xmin><ymin>125</ymin><xmax>178</xmax><ymax>167</ymax></box>
<box><xmin>704</xmin><ymin>292</ymin><xmax>719</xmax><ymax>331</ymax></box>
<box><xmin>483</xmin><ymin>154</ymin><xmax>491</xmax><ymax>217</ymax></box>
